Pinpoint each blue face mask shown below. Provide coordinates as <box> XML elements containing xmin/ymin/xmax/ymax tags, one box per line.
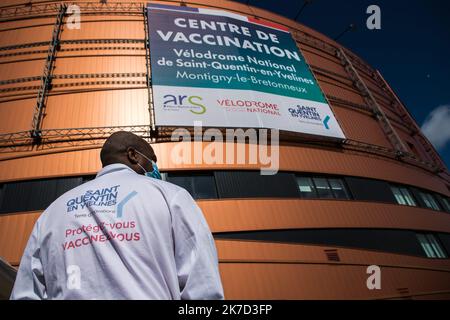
<box><xmin>135</xmin><ymin>150</ymin><xmax>162</xmax><ymax>180</ymax></box>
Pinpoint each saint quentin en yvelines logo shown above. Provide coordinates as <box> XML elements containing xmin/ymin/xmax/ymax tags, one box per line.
<box><xmin>163</xmin><ymin>94</ymin><xmax>207</xmax><ymax>115</ymax></box>
<box><xmin>288</xmin><ymin>105</ymin><xmax>331</xmax><ymax>130</ymax></box>
<box><xmin>66</xmin><ymin>185</ymin><xmax>138</xmax><ymax>218</ymax></box>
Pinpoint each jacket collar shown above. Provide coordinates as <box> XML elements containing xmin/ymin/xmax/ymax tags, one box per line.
<box><xmin>95</xmin><ymin>163</ymin><xmax>137</xmax><ymax>179</ymax></box>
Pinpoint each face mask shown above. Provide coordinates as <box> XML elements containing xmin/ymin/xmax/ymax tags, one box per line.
<box><xmin>135</xmin><ymin>150</ymin><xmax>162</xmax><ymax>180</ymax></box>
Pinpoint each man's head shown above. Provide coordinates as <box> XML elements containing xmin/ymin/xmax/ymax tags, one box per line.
<box><xmin>100</xmin><ymin>131</ymin><xmax>157</xmax><ymax>175</ymax></box>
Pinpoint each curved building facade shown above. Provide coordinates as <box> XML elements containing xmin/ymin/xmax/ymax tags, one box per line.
<box><xmin>1</xmin><ymin>0</ymin><xmax>450</xmax><ymax>299</ymax></box>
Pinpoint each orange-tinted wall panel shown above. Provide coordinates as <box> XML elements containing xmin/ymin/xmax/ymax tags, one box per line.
<box><xmin>61</xmin><ymin>20</ymin><xmax>145</xmax><ymax>41</ymax></box>
<box><xmin>0</xmin><ymin>24</ymin><xmax>52</xmax><ymax>47</ymax></box>
<box><xmin>319</xmin><ymin>80</ymin><xmax>366</xmax><ymax>106</ymax></box>
<box><xmin>219</xmin><ymin>262</ymin><xmax>450</xmax><ymax>299</ymax></box>
<box><xmin>331</xmin><ymin>105</ymin><xmax>393</xmax><ymax>148</ymax></box>
<box><xmin>0</xmin><ymin>98</ymin><xmax>34</xmax><ymax>134</ymax></box>
<box><xmin>54</xmin><ymin>56</ymin><xmax>145</xmax><ymax>75</ymax></box>
<box><xmin>42</xmin><ymin>88</ymin><xmax>149</xmax><ymax>129</ymax></box>
<box><xmin>199</xmin><ymin>199</ymin><xmax>450</xmax><ymax>234</ymax></box>
<box><xmin>0</xmin><ymin>143</ymin><xmax>448</xmax><ymax>195</ymax></box>
<box><xmin>0</xmin><ymin>59</ymin><xmax>45</xmax><ymax>81</ymax></box>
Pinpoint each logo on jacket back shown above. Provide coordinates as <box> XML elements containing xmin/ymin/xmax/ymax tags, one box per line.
<box><xmin>66</xmin><ymin>185</ymin><xmax>120</xmax><ymax>213</ymax></box>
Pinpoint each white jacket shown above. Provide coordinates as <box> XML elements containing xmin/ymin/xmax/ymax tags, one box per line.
<box><xmin>10</xmin><ymin>163</ymin><xmax>224</xmax><ymax>300</ymax></box>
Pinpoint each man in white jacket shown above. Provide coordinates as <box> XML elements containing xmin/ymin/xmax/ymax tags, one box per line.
<box><xmin>10</xmin><ymin>131</ymin><xmax>224</xmax><ymax>300</ymax></box>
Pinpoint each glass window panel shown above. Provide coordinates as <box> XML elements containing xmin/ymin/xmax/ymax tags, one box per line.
<box><xmin>391</xmin><ymin>186</ymin><xmax>406</xmax><ymax>205</ymax></box>
<box><xmin>167</xmin><ymin>174</ymin><xmax>217</xmax><ymax>199</ymax></box>
<box><xmin>296</xmin><ymin>177</ymin><xmax>317</xmax><ymax>198</ymax></box>
<box><xmin>0</xmin><ymin>184</ymin><xmax>4</xmax><ymax>212</ymax></box>
<box><xmin>428</xmin><ymin>195</ymin><xmax>440</xmax><ymax>211</ymax></box>
<box><xmin>166</xmin><ymin>175</ymin><xmax>194</xmax><ymax>197</ymax></box>
<box><xmin>399</xmin><ymin>187</ymin><xmax>416</xmax><ymax>206</ymax></box>
<box><xmin>426</xmin><ymin>234</ymin><xmax>447</xmax><ymax>258</ymax></box>
<box><xmin>328</xmin><ymin>179</ymin><xmax>350</xmax><ymax>199</ymax></box>
<box><xmin>420</xmin><ymin>193</ymin><xmax>440</xmax><ymax>211</ymax></box>
<box><xmin>193</xmin><ymin>175</ymin><xmax>218</xmax><ymax>199</ymax></box>
<box><xmin>420</xmin><ymin>192</ymin><xmax>431</xmax><ymax>208</ymax></box>
<box><xmin>442</xmin><ymin>197</ymin><xmax>450</xmax><ymax>212</ymax></box>
<box><xmin>416</xmin><ymin>233</ymin><xmax>436</xmax><ymax>258</ymax></box>
<box><xmin>313</xmin><ymin>178</ymin><xmax>333</xmax><ymax>199</ymax></box>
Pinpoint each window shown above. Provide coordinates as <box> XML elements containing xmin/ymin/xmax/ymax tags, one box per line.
<box><xmin>82</xmin><ymin>175</ymin><xmax>96</xmax><ymax>183</ymax></box>
<box><xmin>0</xmin><ymin>184</ymin><xmax>4</xmax><ymax>211</ymax></box>
<box><xmin>0</xmin><ymin>177</ymin><xmax>83</xmax><ymax>214</ymax></box>
<box><xmin>215</xmin><ymin>228</ymin><xmax>427</xmax><ymax>257</ymax></box>
<box><xmin>313</xmin><ymin>178</ymin><xmax>334</xmax><ymax>199</ymax></box>
<box><xmin>214</xmin><ymin>171</ymin><xmax>299</xmax><ymax>199</ymax></box>
<box><xmin>416</xmin><ymin>233</ymin><xmax>448</xmax><ymax>258</ymax></box>
<box><xmin>296</xmin><ymin>177</ymin><xmax>317</xmax><ymax>198</ymax></box>
<box><xmin>344</xmin><ymin>177</ymin><xmax>395</xmax><ymax>203</ymax></box>
<box><xmin>441</xmin><ymin>197</ymin><xmax>450</xmax><ymax>212</ymax></box>
<box><xmin>391</xmin><ymin>186</ymin><xmax>417</xmax><ymax>206</ymax></box>
<box><xmin>419</xmin><ymin>192</ymin><xmax>441</xmax><ymax>211</ymax></box>
<box><xmin>166</xmin><ymin>172</ymin><xmax>218</xmax><ymax>199</ymax></box>
<box><xmin>296</xmin><ymin>176</ymin><xmax>350</xmax><ymax>200</ymax></box>
<box><xmin>435</xmin><ymin>194</ymin><xmax>450</xmax><ymax>213</ymax></box>
<box><xmin>329</xmin><ymin>179</ymin><xmax>351</xmax><ymax>199</ymax></box>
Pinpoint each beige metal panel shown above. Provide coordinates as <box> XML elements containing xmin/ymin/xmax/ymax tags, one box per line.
<box><xmin>0</xmin><ymin>148</ymin><xmax>102</xmax><ymax>182</ymax></box>
<box><xmin>318</xmin><ymin>80</ymin><xmax>366</xmax><ymax>106</ymax></box>
<box><xmin>359</xmin><ymin>71</ymin><xmax>390</xmax><ymax>97</ymax></box>
<box><xmin>0</xmin><ymin>98</ymin><xmax>34</xmax><ymax>134</ymax></box>
<box><xmin>198</xmin><ymin>199</ymin><xmax>450</xmax><ymax>234</ymax></box>
<box><xmin>0</xmin><ymin>59</ymin><xmax>45</xmax><ymax>81</ymax></box>
<box><xmin>219</xmin><ymin>262</ymin><xmax>450</xmax><ymax>299</ymax></box>
<box><xmin>0</xmin><ymin>211</ymin><xmax>41</xmax><ymax>265</ymax></box>
<box><xmin>0</xmin><ymin>17</ymin><xmax>56</xmax><ymax>30</ymax></box>
<box><xmin>216</xmin><ymin>240</ymin><xmax>450</xmax><ymax>272</ymax></box>
<box><xmin>217</xmin><ymin>241</ymin><xmax>450</xmax><ymax>299</ymax></box>
<box><xmin>298</xmin><ymin>43</ymin><xmax>341</xmax><ymax>64</ymax></box>
<box><xmin>0</xmin><ymin>51</ymin><xmax>46</xmax><ymax>64</ymax></box>
<box><xmin>332</xmin><ymin>105</ymin><xmax>393</xmax><ymax>148</ymax></box>
<box><xmin>378</xmin><ymin>101</ymin><xmax>407</xmax><ymax>125</ymax></box>
<box><xmin>301</xmin><ymin>47</ymin><xmax>349</xmax><ymax>78</ymax></box>
<box><xmin>0</xmin><ymin>24</ymin><xmax>52</xmax><ymax>47</ymax></box>
<box><xmin>315</xmin><ymin>73</ymin><xmax>354</xmax><ymax>92</ymax></box>
<box><xmin>53</xmin><ymin>56</ymin><xmax>146</xmax><ymax>75</ymax></box>
<box><xmin>76</xmin><ymin>16</ymin><xmax>143</xmax><ymax>22</ymax></box>
<box><xmin>57</xmin><ymin>45</ymin><xmax>145</xmax><ymax>58</ymax></box>
<box><xmin>0</xmin><ymin>142</ymin><xmax>448</xmax><ymax>195</ymax></box>
<box><xmin>41</xmin><ymin>88</ymin><xmax>149</xmax><ymax>129</ymax></box>
<box><xmin>61</xmin><ymin>20</ymin><xmax>145</xmax><ymax>41</ymax></box>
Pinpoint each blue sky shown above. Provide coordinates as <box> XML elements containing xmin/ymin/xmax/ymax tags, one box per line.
<box><xmin>234</xmin><ymin>0</ymin><xmax>450</xmax><ymax>168</ymax></box>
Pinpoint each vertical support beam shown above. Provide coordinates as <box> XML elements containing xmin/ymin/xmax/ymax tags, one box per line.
<box><xmin>143</xmin><ymin>5</ymin><xmax>156</xmax><ymax>137</ymax></box>
<box><xmin>30</xmin><ymin>3</ymin><xmax>67</xmax><ymax>143</ymax></box>
<box><xmin>337</xmin><ymin>48</ymin><xmax>408</xmax><ymax>155</ymax></box>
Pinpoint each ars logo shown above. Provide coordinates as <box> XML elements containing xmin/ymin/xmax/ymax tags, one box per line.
<box><xmin>163</xmin><ymin>94</ymin><xmax>207</xmax><ymax>115</ymax></box>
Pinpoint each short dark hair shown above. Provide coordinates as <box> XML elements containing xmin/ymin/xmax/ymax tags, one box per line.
<box><xmin>100</xmin><ymin>131</ymin><xmax>156</xmax><ymax>167</ymax></box>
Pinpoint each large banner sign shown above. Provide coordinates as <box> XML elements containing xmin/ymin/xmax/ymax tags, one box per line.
<box><xmin>147</xmin><ymin>4</ymin><xmax>345</xmax><ymax>139</ymax></box>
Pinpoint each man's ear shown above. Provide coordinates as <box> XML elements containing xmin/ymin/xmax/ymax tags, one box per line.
<box><xmin>127</xmin><ymin>147</ymin><xmax>139</xmax><ymax>164</ymax></box>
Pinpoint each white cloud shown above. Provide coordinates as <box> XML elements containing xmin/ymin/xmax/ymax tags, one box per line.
<box><xmin>421</xmin><ymin>104</ymin><xmax>450</xmax><ymax>150</ymax></box>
